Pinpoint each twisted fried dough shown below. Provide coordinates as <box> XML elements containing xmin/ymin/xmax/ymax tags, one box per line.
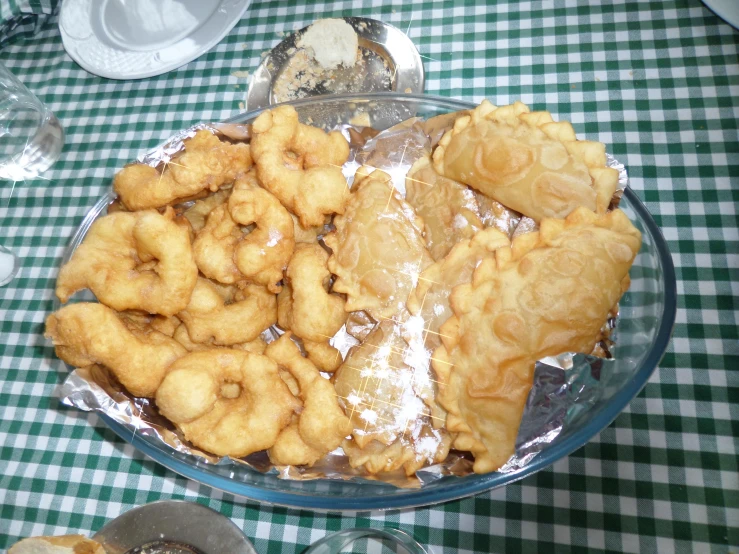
<box><xmin>283</xmin><ymin>243</ymin><xmax>346</xmax><ymax>342</ymax></box>
<box><xmin>56</xmin><ymin>208</ymin><xmax>198</xmax><ymax>316</ymax></box>
<box><xmin>276</xmin><ymin>283</ymin><xmax>343</xmax><ymax>373</ymax></box>
<box><xmin>172</xmin><ymin>322</ymin><xmax>267</xmax><ymax>354</ymax></box>
<box><xmin>250</xmin><ymin>105</ymin><xmax>350</xmax><ymax>227</ymax></box>
<box><xmin>191</xmin><ymin>203</ymin><xmax>246</xmax><ymax>285</ymax></box>
<box><xmin>45</xmin><ymin>303</ymin><xmax>186</xmax><ymax>397</ymax></box>
<box><xmin>228</xmin><ymin>171</ymin><xmax>294</xmax><ymax>292</ymax></box>
<box><xmin>114</xmin><ymin>130</ymin><xmax>252</xmax><ymax>210</ymax></box>
<box><xmin>266</xmin><ymin>333</ymin><xmax>352</xmax><ymax>466</ymax></box>
<box><xmin>178</xmin><ymin>278</ymin><xmax>276</xmax><ymax>346</ymax></box>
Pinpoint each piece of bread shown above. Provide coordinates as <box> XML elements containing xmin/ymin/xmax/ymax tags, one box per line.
<box><xmin>8</xmin><ymin>535</ymin><xmax>106</xmax><ymax>554</ymax></box>
<box><xmin>297</xmin><ymin>18</ymin><xmax>358</xmax><ymax>69</ymax></box>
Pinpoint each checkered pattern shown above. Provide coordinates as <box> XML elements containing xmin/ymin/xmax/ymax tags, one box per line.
<box><xmin>0</xmin><ymin>0</ymin><xmax>56</xmax><ymax>47</ymax></box>
<box><xmin>1</xmin><ymin>1</ymin><xmax>737</xmax><ymax>552</ymax></box>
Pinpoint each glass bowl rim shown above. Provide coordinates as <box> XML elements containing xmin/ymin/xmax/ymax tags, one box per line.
<box><xmin>69</xmin><ymin>92</ymin><xmax>677</xmax><ymax>511</ymax></box>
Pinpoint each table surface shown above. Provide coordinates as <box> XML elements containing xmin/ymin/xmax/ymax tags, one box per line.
<box><xmin>1</xmin><ymin>1</ymin><xmax>737</xmax><ymax>553</ymax></box>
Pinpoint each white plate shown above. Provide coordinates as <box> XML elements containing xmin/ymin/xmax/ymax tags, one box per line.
<box><xmin>702</xmin><ymin>0</ymin><xmax>739</xmax><ymax>29</ymax></box>
<box><xmin>59</xmin><ymin>0</ymin><xmax>251</xmax><ymax>80</ymax></box>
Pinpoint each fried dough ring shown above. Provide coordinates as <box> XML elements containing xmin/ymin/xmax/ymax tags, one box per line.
<box><xmin>156</xmin><ymin>350</ymin><xmax>299</xmax><ymax>458</ymax></box>
<box><xmin>433</xmin><ymin>100</ymin><xmax>619</xmax><ymax>221</ymax></box>
<box><xmin>113</xmin><ymin>131</ymin><xmax>252</xmax><ymax>210</ymax></box>
<box><xmin>266</xmin><ymin>333</ymin><xmax>352</xmax><ymax>466</ymax></box>
<box><xmin>56</xmin><ymin>208</ymin><xmax>198</xmax><ymax>316</ymax></box>
<box><xmin>178</xmin><ymin>278</ymin><xmax>277</xmax><ymax>346</ymax></box>
<box><xmin>228</xmin><ymin>171</ymin><xmax>295</xmax><ymax>292</ymax></box>
<box><xmin>45</xmin><ymin>303</ymin><xmax>186</xmax><ymax>397</ymax></box>
<box><xmin>250</xmin><ymin>105</ymin><xmax>350</xmax><ymax>227</ymax></box>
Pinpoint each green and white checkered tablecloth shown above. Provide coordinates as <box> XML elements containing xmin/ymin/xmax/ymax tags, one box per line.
<box><xmin>1</xmin><ymin>1</ymin><xmax>737</xmax><ymax>552</ymax></box>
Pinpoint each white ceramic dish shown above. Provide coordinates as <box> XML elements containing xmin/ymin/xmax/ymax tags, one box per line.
<box><xmin>59</xmin><ymin>0</ymin><xmax>251</xmax><ymax>80</ymax></box>
<box><xmin>702</xmin><ymin>0</ymin><xmax>739</xmax><ymax>29</ymax></box>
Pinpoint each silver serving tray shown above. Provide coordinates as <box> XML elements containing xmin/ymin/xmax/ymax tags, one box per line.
<box><xmin>246</xmin><ymin>17</ymin><xmax>425</xmax><ymax>110</ymax></box>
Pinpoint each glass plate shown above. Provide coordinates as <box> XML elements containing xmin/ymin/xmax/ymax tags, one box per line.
<box><xmin>60</xmin><ymin>93</ymin><xmax>676</xmax><ymax>510</ymax></box>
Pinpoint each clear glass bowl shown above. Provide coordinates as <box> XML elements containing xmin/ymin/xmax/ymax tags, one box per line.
<box><xmin>62</xmin><ymin>93</ymin><xmax>676</xmax><ymax>510</ymax></box>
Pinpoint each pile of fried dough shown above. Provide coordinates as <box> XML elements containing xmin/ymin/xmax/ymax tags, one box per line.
<box><xmin>46</xmin><ymin>100</ymin><xmax>641</xmax><ymax>477</ymax></box>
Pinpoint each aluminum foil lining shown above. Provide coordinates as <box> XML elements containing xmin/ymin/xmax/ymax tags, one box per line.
<box><xmin>57</xmin><ymin>112</ymin><xmax>631</xmax><ymax>489</ymax></box>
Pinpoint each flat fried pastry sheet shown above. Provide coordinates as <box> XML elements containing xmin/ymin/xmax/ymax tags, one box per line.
<box><xmin>57</xmin><ymin>113</ymin><xmax>630</xmax><ymax>489</ymax></box>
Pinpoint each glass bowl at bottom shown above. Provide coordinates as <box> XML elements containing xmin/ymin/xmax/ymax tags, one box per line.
<box><xmin>67</xmin><ymin>93</ymin><xmax>676</xmax><ymax>511</ymax></box>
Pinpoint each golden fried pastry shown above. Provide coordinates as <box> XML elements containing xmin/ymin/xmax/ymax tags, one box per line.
<box><xmin>278</xmin><ymin>289</ymin><xmax>343</xmax><ymax>372</ymax></box>
<box><xmin>45</xmin><ymin>303</ymin><xmax>186</xmax><ymax>397</ymax></box>
<box><xmin>333</xmin><ymin>321</ymin><xmax>436</xmax><ymax>447</ymax></box>
<box><xmin>283</xmin><ymin>243</ymin><xmax>346</xmax><ymax>342</ymax></box>
<box><xmin>191</xmin><ymin>204</ymin><xmax>245</xmax><ymax>285</ymax></box>
<box><xmin>405</xmin><ymin>155</ymin><xmax>483</xmax><ymax>260</ymax></box>
<box><xmin>407</xmin><ymin>227</ymin><xmax>511</xmax><ymax>352</ymax></box>
<box><xmin>434</xmin><ymin>207</ymin><xmax>641</xmax><ymax>473</ymax></box>
<box><xmin>56</xmin><ymin>208</ymin><xmax>198</xmax><ymax>317</ymax></box>
<box><xmin>156</xmin><ymin>349</ymin><xmax>299</xmax><ymax>458</ymax></box>
<box><xmin>114</xmin><ymin>130</ymin><xmax>252</xmax><ymax>210</ymax></box>
<box><xmin>404</xmin><ymin>228</ymin><xmax>511</xmax><ymax>427</ymax></box>
<box><xmin>182</xmin><ymin>188</ymin><xmax>232</xmax><ymax>233</ymax></box>
<box><xmin>342</xmin><ymin>426</ymin><xmax>452</xmax><ymax>476</ymax></box>
<box><xmin>279</xmin><ymin>288</ymin><xmax>342</xmax><ymax>372</ymax></box>
<box><xmin>250</xmin><ymin>105</ymin><xmax>350</xmax><ymax>227</ymax></box>
<box><xmin>172</xmin><ymin>322</ymin><xmax>267</xmax><ymax>354</ymax></box>
<box><xmin>8</xmin><ymin>535</ymin><xmax>106</xmax><ymax>554</ymax></box>
<box><xmin>268</xmin><ymin>419</ymin><xmax>322</xmax><ymax>467</ymax></box>
<box><xmin>292</xmin><ymin>213</ymin><xmax>327</xmax><ymax>244</ymax></box>
<box><xmin>433</xmin><ymin>100</ymin><xmax>619</xmax><ymax>221</ymax></box>
<box><xmin>276</xmin><ymin>244</ymin><xmax>346</xmax><ymax>371</ymax></box>
<box><xmin>325</xmin><ymin>167</ymin><xmax>433</xmax><ymax>320</ymax></box>
<box><xmin>228</xmin><ymin>171</ymin><xmax>295</xmax><ymax>292</ymax></box>
<box><xmin>178</xmin><ymin>278</ymin><xmax>276</xmax><ymax>346</ymax></box>
<box><xmin>302</xmin><ymin>339</ymin><xmax>343</xmax><ymax>373</ymax></box>
<box><xmin>266</xmin><ymin>334</ymin><xmax>352</xmax><ymax>466</ymax></box>
<box><xmin>335</xmin><ymin>318</ymin><xmax>452</xmax><ymax>476</ymax></box>
<box><xmin>117</xmin><ymin>311</ymin><xmax>180</xmax><ymax>338</ymax></box>
<box><xmin>473</xmin><ymin>190</ymin><xmax>521</xmax><ymax>237</ymax></box>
